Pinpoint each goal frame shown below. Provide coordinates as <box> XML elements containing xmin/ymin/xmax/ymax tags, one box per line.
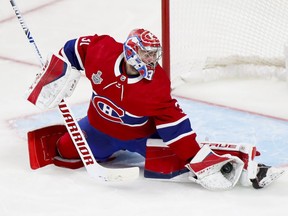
<box><xmin>161</xmin><ymin>0</ymin><xmax>170</xmax><ymax>79</ymax></box>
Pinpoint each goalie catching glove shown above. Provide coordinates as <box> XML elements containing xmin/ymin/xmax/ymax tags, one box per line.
<box><xmin>186</xmin><ymin>145</ymin><xmax>244</xmax><ymax>190</ymax></box>
<box><xmin>27</xmin><ymin>53</ymin><xmax>81</xmax><ymax>110</ymax></box>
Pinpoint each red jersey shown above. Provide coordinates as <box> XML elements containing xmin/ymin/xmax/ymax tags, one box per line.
<box><xmin>60</xmin><ymin>34</ymin><xmax>200</xmax><ymax>160</ymax></box>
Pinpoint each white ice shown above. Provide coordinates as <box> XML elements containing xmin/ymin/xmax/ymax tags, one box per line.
<box><xmin>0</xmin><ymin>0</ymin><xmax>288</xmax><ymax>216</ymax></box>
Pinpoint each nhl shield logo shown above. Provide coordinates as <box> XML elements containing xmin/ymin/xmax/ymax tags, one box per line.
<box><xmin>92</xmin><ymin>71</ymin><xmax>103</xmax><ymax>84</ymax></box>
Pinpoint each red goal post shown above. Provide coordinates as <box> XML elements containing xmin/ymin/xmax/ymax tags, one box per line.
<box><xmin>161</xmin><ymin>0</ymin><xmax>288</xmax><ymax>84</ymax></box>
<box><xmin>161</xmin><ymin>0</ymin><xmax>170</xmax><ymax>79</ymax></box>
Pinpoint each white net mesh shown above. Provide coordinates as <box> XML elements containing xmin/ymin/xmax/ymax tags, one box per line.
<box><xmin>169</xmin><ymin>0</ymin><xmax>288</xmax><ymax>85</ymax></box>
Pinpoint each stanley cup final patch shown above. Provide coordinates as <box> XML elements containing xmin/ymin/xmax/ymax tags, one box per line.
<box><xmin>92</xmin><ymin>71</ymin><xmax>103</xmax><ymax>84</ymax></box>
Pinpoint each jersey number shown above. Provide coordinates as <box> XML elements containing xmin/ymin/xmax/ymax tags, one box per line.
<box><xmin>79</xmin><ymin>37</ymin><xmax>91</xmax><ymax>46</ymax></box>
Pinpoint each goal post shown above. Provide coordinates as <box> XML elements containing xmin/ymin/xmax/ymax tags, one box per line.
<box><xmin>161</xmin><ymin>0</ymin><xmax>170</xmax><ymax>79</ymax></box>
<box><xmin>161</xmin><ymin>0</ymin><xmax>288</xmax><ymax>85</ymax></box>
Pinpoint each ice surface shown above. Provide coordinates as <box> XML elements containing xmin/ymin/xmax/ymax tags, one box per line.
<box><xmin>1</xmin><ymin>0</ymin><xmax>287</xmax><ymax>216</ymax></box>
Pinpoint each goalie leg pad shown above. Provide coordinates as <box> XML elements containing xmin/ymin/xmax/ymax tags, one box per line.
<box><xmin>144</xmin><ymin>145</ymin><xmax>189</xmax><ymax>179</ymax></box>
<box><xmin>56</xmin><ymin>131</ymin><xmax>82</xmax><ymax>159</ymax></box>
<box><xmin>28</xmin><ymin>125</ymin><xmax>67</xmax><ymax>169</ymax></box>
<box><xmin>53</xmin><ymin>156</ymin><xmax>83</xmax><ymax>169</ymax></box>
<box><xmin>28</xmin><ymin>125</ymin><xmax>84</xmax><ymax>170</ymax></box>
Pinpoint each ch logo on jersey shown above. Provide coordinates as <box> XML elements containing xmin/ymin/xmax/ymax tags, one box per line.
<box><xmin>93</xmin><ymin>95</ymin><xmax>124</xmax><ymax>123</ymax></box>
<box><xmin>92</xmin><ymin>95</ymin><xmax>149</xmax><ymax>126</ymax></box>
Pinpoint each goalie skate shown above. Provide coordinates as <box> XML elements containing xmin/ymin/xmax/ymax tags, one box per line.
<box><xmin>251</xmin><ymin>164</ymin><xmax>286</xmax><ymax>189</ymax></box>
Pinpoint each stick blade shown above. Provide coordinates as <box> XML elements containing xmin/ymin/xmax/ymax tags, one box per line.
<box><xmin>87</xmin><ymin>165</ymin><xmax>140</xmax><ymax>182</ymax></box>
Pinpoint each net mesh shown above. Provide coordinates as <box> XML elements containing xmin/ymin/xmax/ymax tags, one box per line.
<box><xmin>169</xmin><ymin>0</ymin><xmax>288</xmax><ymax>85</ymax></box>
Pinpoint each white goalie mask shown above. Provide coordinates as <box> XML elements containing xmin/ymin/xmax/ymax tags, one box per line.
<box><xmin>123</xmin><ymin>29</ymin><xmax>162</xmax><ymax>80</ymax></box>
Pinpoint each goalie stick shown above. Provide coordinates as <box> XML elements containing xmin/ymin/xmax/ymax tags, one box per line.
<box><xmin>10</xmin><ymin>0</ymin><xmax>139</xmax><ymax>182</ymax></box>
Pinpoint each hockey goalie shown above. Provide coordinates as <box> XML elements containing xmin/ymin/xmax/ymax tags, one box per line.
<box><xmin>26</xmin><ymin>28</ymin><xmax>285</xmax><ymax>190</ymax></box>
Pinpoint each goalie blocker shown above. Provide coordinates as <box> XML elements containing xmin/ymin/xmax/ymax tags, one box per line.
<box><xmin>28</xmin><ymin>125</ymin><xmax>285</xmax><ymax>190</ymax></box>
<box><xmin>26</xmin><ymin>53</ymin><xmax>81</xmax><ymax>110</ymax></box>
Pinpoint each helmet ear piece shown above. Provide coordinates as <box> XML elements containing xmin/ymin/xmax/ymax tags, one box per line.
<box><xmin>123</xmin><ymin>29</ymin><xmax>161</xmax><ymax>80</ymax></box>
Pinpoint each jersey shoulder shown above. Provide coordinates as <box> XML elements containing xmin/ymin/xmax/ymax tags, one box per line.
<box><xmin>90</xmin><ymin>34</ymin><xmax>122</xmax><ymax>50</ymax></box>
<box><xmin>86</xmin><ymin>34</ymin><xmax>123</xmax><ymax>59</ymax></box>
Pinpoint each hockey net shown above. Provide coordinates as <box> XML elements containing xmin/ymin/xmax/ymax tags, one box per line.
<box><xmin>162</xmin><ymin>0</ymin><xmax>288</xmax><ymax>87</ymax></box>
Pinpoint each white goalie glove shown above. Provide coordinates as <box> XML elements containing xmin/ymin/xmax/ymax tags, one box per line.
<box><xmin>200</xmin><ymin>141</ymin><xmax>259</xmax><ymax>186</ymax></box>
<box><xmin>200</xmin><ymin>141</ymin><xmax>285</xmax><ymax>189</ymax></box>
<box><xmin>27</xmin><ymin>53</ymin><xmax>81</xmax><ymax>110</ymax></box>
<box><xmin>186</xmin><ymin>145</ymin><xmax>244</xmax><ymax>190</ymax></box>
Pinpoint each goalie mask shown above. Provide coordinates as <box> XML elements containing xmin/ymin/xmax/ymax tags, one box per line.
<box><xmin>123</xmin><ymin>29</ymin><xmax>162</xmax><ymax>80</ymax></box>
